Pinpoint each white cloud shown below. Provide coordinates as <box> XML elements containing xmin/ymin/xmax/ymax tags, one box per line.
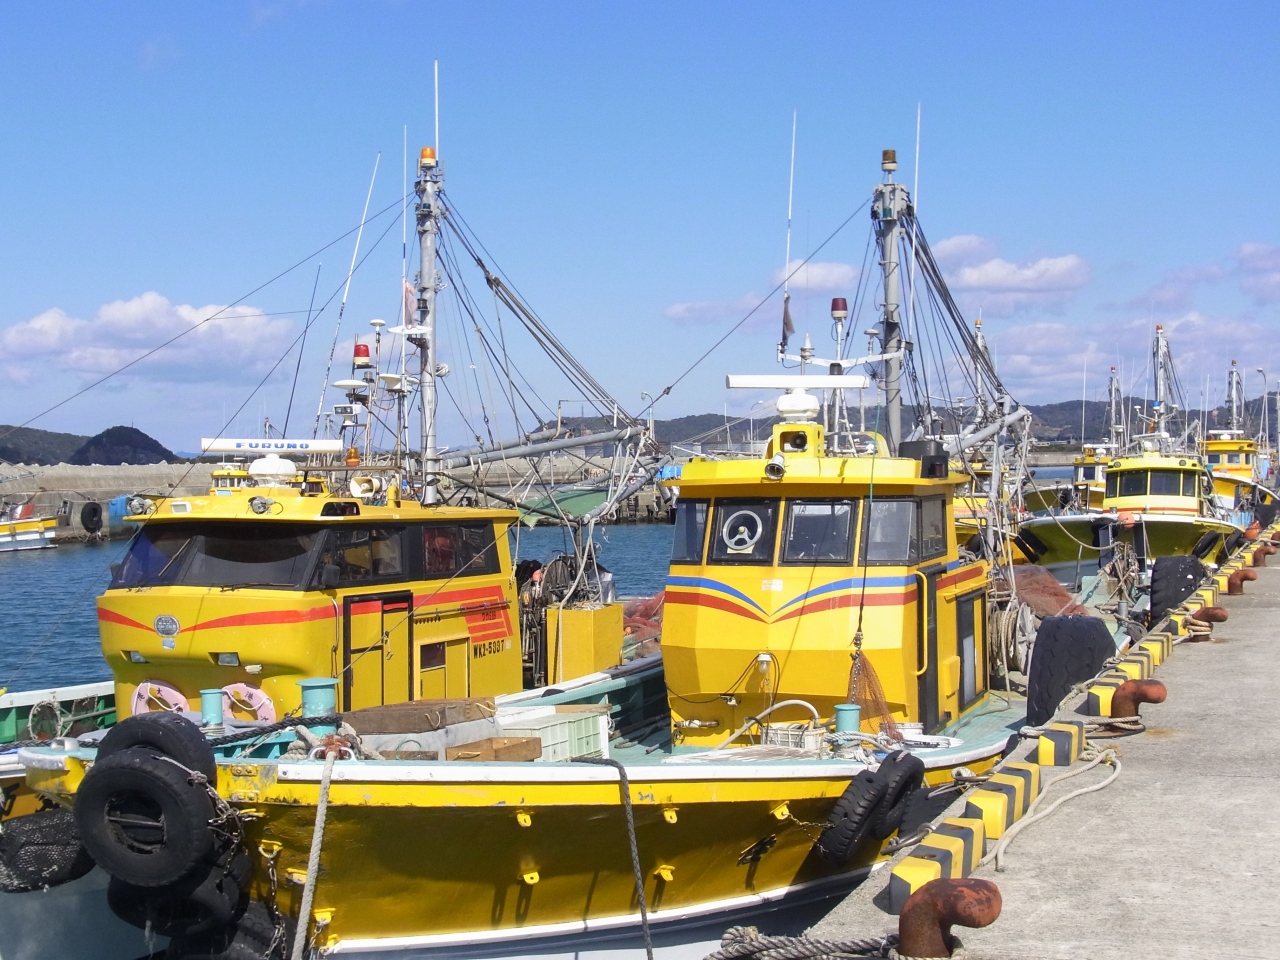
<box><xmin>0</xmin><ymin>292</ymin><xmax>295</xmax><ymax>385</ymax></box>
<box><xmin>771</xmin><ymin>259</ymin><xmax>859</xmax><ymax>292</ymax></box>
<box><xmin>931</xmin><ymin>234</ymin><xmax>997</xmax><ymax>269</ymax></box>
<box><xmin>662</xmin><ymin>294</ymin><xmax>762</xmax><ymax>325</ymax></box>
<box><xmin>933</xmin><ymin>235</ymin><xmax>1090</xmax><ymax>317</ymax></box>
<box><xmin>1236</xmin><ymin>242</ymin><xmax>1280</xmax><ymax>303</ymax></box>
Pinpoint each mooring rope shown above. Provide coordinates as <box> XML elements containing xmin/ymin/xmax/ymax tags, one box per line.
<box><xmin>291</xmin><ymin>747</ymin><xmax>337</xmax><ymax>960</ymax></box>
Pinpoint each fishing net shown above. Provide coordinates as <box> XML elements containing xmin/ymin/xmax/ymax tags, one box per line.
<box><xmin>847</xmin><ymin>632</ymin><xmax>901</xmax><ymax>742</ymax></box>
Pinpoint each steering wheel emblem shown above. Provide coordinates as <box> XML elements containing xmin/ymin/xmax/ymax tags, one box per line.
<box><xmin>722</xmin><ymin>509</ymin><xmax>764</xmax><ymax>553</ymax></box>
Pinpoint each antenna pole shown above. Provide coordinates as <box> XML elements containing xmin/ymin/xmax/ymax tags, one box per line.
<box><xmin>778</xmin><ymin>110</ymin><xmax>797</xmax><ymax>362</ymax></box>
<box><xmin>414</xmin><ymin>143</ymin><xmax>445</xmax><ymax>502</ymax></box>
<box><xmin>434</xmin><ymin>60</ymin><xmax>440</xmax><ymax>155</ymax></box>
<box><xmin>874</xmin><ymin>149</ymin><xmax>907</xmax><ymax>454</ymax></box>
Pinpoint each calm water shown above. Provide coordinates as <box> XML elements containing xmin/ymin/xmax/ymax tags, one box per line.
<box><xmin>0</xmin><ymin>525</ymin><xmax>675</xmax><ymax>695</ymax></box>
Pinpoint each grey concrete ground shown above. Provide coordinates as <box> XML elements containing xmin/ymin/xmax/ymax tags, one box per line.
<box><xmin>811</xmin><ymin>566</ymin><xmax>1280</xmax><ymax>959</ymax></box>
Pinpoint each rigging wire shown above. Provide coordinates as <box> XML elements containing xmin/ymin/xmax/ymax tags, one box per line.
<box><xmin>283</xmin><ymin>263</ymin><xmax>323</xmax><ymax>436</ymax></box>
<box><xmin>0</xmin><ymin>193</ymin><xmax>409</xmax><ymax>447</ymax></box>
<box><xmin>648</xmin><ymin>199</ymin><xmax>870</xmax><ymax>408</ymax></box>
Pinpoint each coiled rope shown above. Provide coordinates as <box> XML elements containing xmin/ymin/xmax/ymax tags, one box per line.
<box><xmin>702</xmin><ymin>924</ymin><xmax>963</xmax><ymax>960</ymax></box>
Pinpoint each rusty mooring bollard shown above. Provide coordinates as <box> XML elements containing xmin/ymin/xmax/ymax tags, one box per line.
<box><xmin>1111</xmin><ymin>679</ymin><xmax>1167</xmax><ymax>718</ymax></box>
<box><xmin>899</xmin><ymin>877</ymin><xmax>1001</xmax><ymax>958</ymax></box>
<box><xmin>1192</xmin><ymin>606</ymin><xmax>1229</xmax><ymax>624</ymax></box>
<box><xmin>1228</xmin><ymin>569</ymin><xmax>1258</xmax><ymax>595</ymax></box>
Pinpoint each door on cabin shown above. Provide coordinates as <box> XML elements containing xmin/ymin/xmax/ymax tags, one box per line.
<box><xmin>342</xmin><ymin>591</ymin><xmax>413</xmax><ymax>711</ymax></box>
<box><xmin>415</xmin><ymin>635</ymin><xmax>471</xmax><ymax>699</ymax></box>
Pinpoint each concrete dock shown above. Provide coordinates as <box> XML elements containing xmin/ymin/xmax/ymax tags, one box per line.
<box><xmin>810</xmin><ymin>566</ymin><xmax>1280</xmax><ymax>959</ymax></box>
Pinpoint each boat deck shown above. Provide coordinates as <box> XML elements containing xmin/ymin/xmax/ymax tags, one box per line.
<box><xmin>806</xmin><ymin>564</ymin><xmax>1280</xmax><ymax>958</ymax></box>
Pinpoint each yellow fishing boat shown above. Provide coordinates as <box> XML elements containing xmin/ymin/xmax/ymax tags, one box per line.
<box><xmin>0</xmin><ymin>501</ymin><xmax>57</xmax><ymax>552</ymax></box>
<box><xmin>11</xmin><ymin>149</ymin><xmax>1072</xmax><ymax>960</ymax></box>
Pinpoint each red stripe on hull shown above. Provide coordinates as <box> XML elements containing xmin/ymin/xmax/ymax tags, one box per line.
<box><xmin>773</xmin><ymin>588</ymin><xmax>917</xmax><ymax>623</ymax></box>
<box><xmin>666</xmin><ymin>590</ymin><xmax>766</xmax><ymax>622</ymax></box>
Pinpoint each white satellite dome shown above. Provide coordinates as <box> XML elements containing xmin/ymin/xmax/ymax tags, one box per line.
<box><xmin>247</xmin><ymin>454</ymin><xmax>298</xmax><ymax>488</ymax></box>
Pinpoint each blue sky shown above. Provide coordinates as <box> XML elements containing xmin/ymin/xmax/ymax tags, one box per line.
<box><xmin>1</xmin><ymin>2</ymin><xmax>1278</xmax><ymax>451</ymax></box>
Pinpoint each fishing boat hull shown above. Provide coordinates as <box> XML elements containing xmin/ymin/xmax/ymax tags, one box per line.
<box><xmin>1017</xmin><ymin>512</ymin><xmax>1237</xmax><ymax>584</ymax></box>
<box><xmin>0</xmin><ymin>516</ymin><xmax>56</xmax><ymax>552</ymax></box>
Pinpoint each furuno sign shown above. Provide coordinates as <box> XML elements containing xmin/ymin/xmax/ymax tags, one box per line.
<box><xmin>200</xmin><ymin>438</ymin><xmax>344</xmax><ymax>454</ymax></box>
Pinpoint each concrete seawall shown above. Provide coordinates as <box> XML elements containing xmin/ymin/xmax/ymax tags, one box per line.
<box><xmin>0</xmin><ymin>463</ymin><xmax>215</xmax><ymax>538</ymax></box>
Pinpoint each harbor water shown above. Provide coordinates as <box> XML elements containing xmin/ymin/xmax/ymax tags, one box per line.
<box><xmin>0</xmin><ymin>524</ymin><xmax>674</xmax><ymax>695</ymax></box>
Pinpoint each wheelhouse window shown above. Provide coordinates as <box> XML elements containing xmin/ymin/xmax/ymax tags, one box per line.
<box><xmin>1228</xmin><ymin>452</ymin><xmax>1242</xmax><ymax>464</ymax></box>
<box><xmin>1182</xmin><ymin>472</ymin><xmax>1199</xmax><ymax>497</ymax></box>
<box><xmin>920</xmin><ymin>497</ymin><xmax>947</xmax><ymax>560</ymax></box>
<box><xmin>671</xmin><ymin>499</ymin><xmax>709</xmax><ymax>564</ymax></box>
<box><xmin>423</xmin><ymin>522</ymin><xmax>500</xmax><ymax>579</ymax></box>
<box><xmin>1078</xmin><ymin>465</ymin><xmax>1097</xmax><ymax>482</ymax></box>
<box><xmin>1207</xmin><ymin>453</ymin><xmax>1222</xmax><ymax>464</ymax></box>
<box><xmin>861</xmin><ymin>500</ymin><xmax>919</xmax><ymax>565</ymax></box>
<box><xmin>708</xmin><ymin>499</ymin><xmax>779</xmax><ymax>565</ymax></box>
<box><xmin>111</xmin><ymin>522</ymin><xmax>324</xmax><ymax>590</ymax></box>
<box><xmin>314</xmin><ymin>526</ymin><xmax>406</xmax><ymax>585</ymax></box>
<box><xmin>782</xmin><ymin>500</ymin><xmax>855</xmax><ymax>564</ymax></box>
<box><xmin>1149</xmin><ymin>470</ymin><xmax>1183</xmax><ymax>496</ymax></box>
<box><xmin>1118</xmin><ymin>472</ymin><xmax>1147</xmax><ymax>497</ymax></box>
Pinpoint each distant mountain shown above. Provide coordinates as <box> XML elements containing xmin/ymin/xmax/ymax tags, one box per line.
<box><xmin>69</xmin><ymin>427</ymin><xmax>175</xmax><ymax>466</ymax></box>
<box><xmin>0</xmin><ymin>425</ymin><xmax>91</xmax><ymax>465</ymax></box>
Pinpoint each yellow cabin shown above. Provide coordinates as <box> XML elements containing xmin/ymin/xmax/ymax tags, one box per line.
<box><xmin>662</xmin><ymin>420</ymin><xmax>990</xmax><ymax>748</ymax></box>
<box><xmin>98</xmin><ymin>484</ymin><xmax>527</xmax><ymax>721</ymax></box>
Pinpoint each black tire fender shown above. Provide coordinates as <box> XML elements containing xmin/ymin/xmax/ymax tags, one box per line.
<box><xmin>97</xmin><ymin>711</ymin><xmax>217</xmax><ymax>781</ymax></box>
<box><xmin>1148</xmin><ymin>555</ymin><xmax>1206</xmax><ymax>625</ymax></box>
<box><xmin>1025</xmin><ymin>615</ymin><xmax>1117</xmax><ymax>727</ymax></box>
<box><xmin>165</xmin><ymin>899</ymin><xmax>294</xmax><ymax>960</ymax></box>
<box><xmin>0</xmin><ymin>807</ymin><xmax>96</xmax><ymax>892</ymax></box>
<box><xmin>813</xmin><ymin>769</ymin><xmax>888</xmax><ymax>865</ymax></box>
<box><xmin>108</xmin><ymin>859</ymin><xmax>244</xmax><ymax>939</ymax></box>
<box><xmin>869</xmin><ymin>750</ymin><xmax>926</xmax><ymax>840</ymax></box>
<box><xmin>80</xmin><ymin>501</ymin><xmax>103</xmax><ymax>534</ymax></box>
<box><xmin>74</xmin><ymin>747</ymin><xmax>215</xmax><ymax>888</ymax></box>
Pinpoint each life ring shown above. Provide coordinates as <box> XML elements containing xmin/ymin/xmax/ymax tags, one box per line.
<box><xmin>221</xmin><ymin>683</ymin><xmax>276</xmax><ymax>723</ymax></box>
<box><xmin>131</xmin><ymin>681</ymin><xmax>190</xmax><ymax>717</ymax></box>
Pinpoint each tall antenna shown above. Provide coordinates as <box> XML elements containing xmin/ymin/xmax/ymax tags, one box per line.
<box><xmin>906</xmin><ymin>102</ymin><xmax>921</xmax><ymax>381</ymax></box>
<box><xmin>434</xmin><ymin>60</ymin><xmax>440</xmax><ymax>154</ymax></box>
<box><xmin>778</xmin><ymin>110</ymin><xmax>797</xmax><ymax>359</ymax></box>
<box><xmin>1080</xmin><ymin>358</ymin><xmax>1087</xmax><ymax>444</ymax></box>
<box><xmin>312</xmin><ymin>154</ymin><xmax>381</xmax><ymax>438</ymax></box>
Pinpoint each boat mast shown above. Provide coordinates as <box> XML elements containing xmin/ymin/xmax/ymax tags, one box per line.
<box><xmin>1152</xmin><ymin>323</ymin><xmax>1171</xmax><ymax>438</ymax></box>
<box><xmin>1227</xmin><ymin>359</ymin><xmax>1244</xmax><ymax>432</ymax></box>
<box><xmin>1107</xmin><ymin>365</ymin><xmax>1124</xmax><ymax>447</ymax></box>
<box><xmin>873</xmin><ymin>149</ymin><xmax>908</xmax><ymax>455</ymax></box>
<box><xmin>413</xmin><ymin>146</ymin><xmax>444</xmax><ymax>502</ymax></box>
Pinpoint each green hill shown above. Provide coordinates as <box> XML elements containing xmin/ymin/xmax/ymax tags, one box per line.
<box><xmin>69</xmin><ymin>426</ymin><xmax>175</xmax><ymax>466</ymax></box>
<box><xmin>0</xmin><ymin>425</ymin><xmax>90</xmax><ymax>465</ymax></box>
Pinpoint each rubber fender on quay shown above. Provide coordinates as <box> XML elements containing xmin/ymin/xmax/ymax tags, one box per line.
<box><xmin>96</xmin><ymin>711</ymin><xmax>218</xmax><ymax>781</ymax></box>
<box><xmin>814</xmin><ymin>769</ymin><xmax>889</xmax><ymax>864</ymax></box>
<box><xmin>0</xmin><ymin>807</ymin><xmax>96</xmax><ymax>893</ymax></box>
<box><xmin>79</xmin><ymin>501</ymin><xmax>103</xmax><ymax>535</ymax></box>
<box><xmin>870</xmin><ymin>750</ymin><xmax>926</xmax><ymax>840</ymax></box>
<box><xmin>1025</xmin><ymin>616</ymin><xmax>1116</xmax><ymax>727</ymax></box>
<box><xmin>74</xmin><ymin>747</ymin><xmax>215</xmax><ymax>888</ymax></box>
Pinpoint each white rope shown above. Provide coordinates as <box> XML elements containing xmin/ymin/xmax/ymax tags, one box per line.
<box><xmin>981</xmin><ymin>748</ymin><xmax>1120</xmax><ymax>872</ymax></box>
<box><xmin>291</xmin><ymin>748</ymin><xmax>337</xmax><ymax>960</ymax></box>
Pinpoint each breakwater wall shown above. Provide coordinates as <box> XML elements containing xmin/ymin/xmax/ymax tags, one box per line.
<box><xmin>0</xmin><ymin>463</ymin><xmax>215</xmax><ymax>539</ymax></box>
